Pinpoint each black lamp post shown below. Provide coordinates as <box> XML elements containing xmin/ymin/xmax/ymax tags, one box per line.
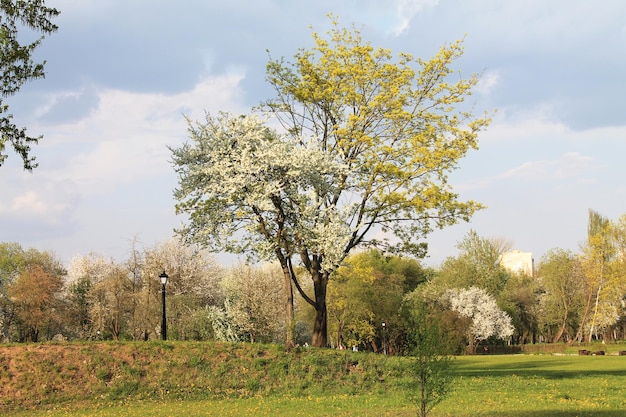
<box><xmin>159</xmin><ymin>271</ymin><xmax>168</xmax><ymax>340</ymax></box>
<box><xmin>382</xmin><ymin>322</ymin><xmax>387</xmax><ymax>355</ymax></box>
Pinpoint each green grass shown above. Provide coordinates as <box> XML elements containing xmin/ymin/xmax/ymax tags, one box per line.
<box><xmin>4</xmin><ymin>395</ymin><xmax>414</xmax><ymax>417</ymax></box>
<box><xmin>2</xmin><ymin>342</ymin><xmax>626</xmax><ymax>416</ymax></box>
<box><xmin>442</xmin><ymin>355</ymin><xmax>626</xmax><ymax>416</ymax></box>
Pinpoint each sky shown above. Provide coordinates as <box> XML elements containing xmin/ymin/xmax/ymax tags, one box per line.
<box><xmin>1</xmin><ymin>0</ymin><xmax>625</xmax><ymax>269</ymax></box>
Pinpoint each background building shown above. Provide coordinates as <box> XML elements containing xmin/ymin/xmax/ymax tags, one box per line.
<box><xmin>500</xmin><ymin>249</ymin><xmax>534</xmax><ymax>277</ymax></box>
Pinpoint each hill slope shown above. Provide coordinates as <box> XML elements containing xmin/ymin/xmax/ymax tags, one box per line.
<box><xmin>0</xmin><ymin>342</ymin><xmax>409</xmax><ymax>410</ymax></box>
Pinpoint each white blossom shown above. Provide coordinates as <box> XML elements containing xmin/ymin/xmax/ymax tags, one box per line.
<box><xmin>172</xmin><ymin>112</ymin><xmax>353</xmax><ymax>270</ymax></box>
<box><xmin>446</xmin><ymin>287</ymin><xmax>514</xmax><ymax>341</ymax></box>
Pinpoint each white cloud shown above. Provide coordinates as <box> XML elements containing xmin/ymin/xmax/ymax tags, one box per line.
<box><xmin>479</xmin><ymin>104</ymin><xmax>569</xmax><ymax>144</ymax></box>
<box><xmin>475</xmin><ymin>70</ymin><xmax>500</xmax><ymax>95</ymax></box>
<box><xmin>0</xmin><ymin>176</ymin><xmax>78</xmax><ymax>214</ymax></box>
<box><xmin>451</xmin><ymin>107</ymin><xmax>624</xmax><ymax>194</ymax></box>
<box><xmin>450</xmin><ymin>0</ymin><xmax>626</xmax><ymax>52</ymax></box>
<box><xmin>0</xmin><ymin>70</ymin><xmax>248</xmax><ymax>250</ymax></box>
<box><xmin>36</xmin><ymin>71</ymin><xmax>247</xmax><ymax>192</ymax></box>
<box><xmin>351</xmin><ymin>0</ymin><xmax>439</xmax><ymax>37</ymax></box>
<box><xmin>392</xmin><ymin>0</ymin><xmax>439</xmax><ymax>36</ymax></box>
<box><xmin>0</xmin><ymin>174</ymin><xmax>80</xmax><ymax>241</ymax></box>
<box><xmin>501</xmin><ymin>152</ymin><xmax>599</xmax><ymax>181</ymax></box>
<box><xmin>482</xmin><ymin>104</ymin><xmax>626</xmax><ymax>147</ymax></box>
<box><xmin>11</xmin><ymin>191</ymin><xmax>50</xmax><ymax>214</ymax></box>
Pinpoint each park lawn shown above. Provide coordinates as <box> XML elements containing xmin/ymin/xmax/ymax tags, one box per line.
<box><xmin>4</xmin><ymin>395</ymin><xmax>414</xmax><ymax>417</ymax></box>
<box><xmin>6</xmin><ymin>354</ymin><xmax>626</xmax><ymax>417</ymax></box>
<box><xmin>442</xmin><ymin>355</ymin><xmax>626</xmax><ymax>416</ymax></box>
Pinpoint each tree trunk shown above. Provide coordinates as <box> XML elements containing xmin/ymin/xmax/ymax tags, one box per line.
<box><xmin>590</xmin><ymin>283</ymin><xmax>603</xmax><ymax>340</ymax></box>
<box><xmin>573</xmin><ymin>285</ymin><xmax>595</xmax><ymax>343</ymax></box>
<box><xmin>467</xmin><ymin>334</ymin><xmax>476</xmax><ymax>355</ymax></box>
<box><xmin>420</xmin><ymin>366</ymin><xmax>427</xmax><ymax>417</ymax></box>
<box><xmin>336</xmin><ymin>320</ymin><xmax>344</xmax><ymax>350</ymax></box>
<box><xmin>553</xmin><ymin>307</ymin><xmax>569</xmax><ymax>343</ymax></box>
<box><xmin>281</xmin><ymin>265</ymin><xmax>295</xmax><ymax>349</ymax></box>
<box><xmin>311</xmin><ymin>269</ymin><xmax>329</xmax><ymax>347</ymax></box>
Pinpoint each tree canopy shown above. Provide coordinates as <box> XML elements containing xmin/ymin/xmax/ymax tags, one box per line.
<box><xmin>537</xmin><ymin>248</ymin><xmax>584</xmax><ymax>343</ymax></box>
<box><xmin>172</xmin><ymin>18</ymin><xmax>490</xmax><ymax>346</ymax></box>
<box><xmin>436</xmin><ymin>230</ymin><xmax>510</xmax><ymax>296</ymax></box>
<box><xmin>0</xmin><ymin>0</ymin><xmax>59</xmax><ymax>170</ymax></box>
<box><xmin>447</xmin><ymin>286</ymin><xmax>514</xmax><ymax>353</ymax></box>
<box><xmin>328</xmin><ymin>250</ymin><xmax>428</xmax><ymax>350</ymax></box>
<box><xmin>576</xmin><ymin>209</ymin><xmax>625</xmax><ymax>342</ymax></box>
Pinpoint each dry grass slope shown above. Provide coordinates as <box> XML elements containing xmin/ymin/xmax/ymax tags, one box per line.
<box><xmin>0</xmin><ymin>341</ymin><xmax>409</xmax><ymax>411</ymax></box>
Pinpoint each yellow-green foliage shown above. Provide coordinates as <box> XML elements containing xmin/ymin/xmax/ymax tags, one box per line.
<box><xmin>264</xmin><ymin>15</ymin><xmax>492</xmax><ymax>256</ymax></box>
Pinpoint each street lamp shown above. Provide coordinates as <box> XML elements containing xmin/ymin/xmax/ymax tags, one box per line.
<box><xmin>159</xmin><ymin>271</ymin><xmax>169</xmax><ymax>340</ymax></box>
<box><xmin>382</xmin><ymin>322</ymin><xmax>387</xmax><ymax>355</ymax></box>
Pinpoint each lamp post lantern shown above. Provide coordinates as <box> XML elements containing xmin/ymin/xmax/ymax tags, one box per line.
<box><xmin>382</xmin><ymin>322</ymin><xmax>387</xmax><ymax>355</ymax></box>
<box><xmin>159</xmin><ymin>271</ymin><xmax>168</xmax><ymax>340</ymax></box>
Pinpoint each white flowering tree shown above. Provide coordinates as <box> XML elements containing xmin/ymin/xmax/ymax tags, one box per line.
<box><xmin>447</xmin><ymin>287</ymin><xmax>514</xmax><ymax>353</ymax></box>
<box><xmin>172</xmin><ymin>113</ymin><xmax>350</xmax><ymax>346</ymax></box>
<box><xmin>172</xmin><ymin>19</ymin><xmax>489</xmax><ymax>347</ymax></box>
<box><xmin>220</xmin><ymin>263</ymin><xmax>288</xmax><ymax>343</ymax></box>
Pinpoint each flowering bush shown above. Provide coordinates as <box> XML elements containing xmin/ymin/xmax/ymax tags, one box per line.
<box><xmin>446</xmin><ymin>287</ymin><xmax>514</xmax><ymax>352</ymax></box>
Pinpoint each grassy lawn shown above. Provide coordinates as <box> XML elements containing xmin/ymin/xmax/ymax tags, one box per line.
<box><xmin>442</xmin><ymin>355</ymin><xmax>626</xmax><ymax>416</ymax></box>
<box><xmin>6</xmin><ymin>395</ymin><xmax>413</xmax><ymax>417</ymax></box>
<box><xmin>6</xmin><ymin>354</ymin><xmax>626</xmax><ymax>417</ymax></box>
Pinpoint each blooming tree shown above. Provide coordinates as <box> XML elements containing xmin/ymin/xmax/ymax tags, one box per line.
<box><xmin>172</xmin><ymin>113</ymin><xmax>349</xmax><ymax>345</ymax></box>
<box><xmin>220</xmin><ymin>263</ymin><xmax>288</xmax><ymax>343</ymax></box>
<box><xmin>447</xmin><ymin>287</ymin><xmax>514</xmax><ymax>352</ymax></box>
<box><xmin>172</xmin><ymin>19</ymin><xmax>490</xmax><ymax>347</ymax></box>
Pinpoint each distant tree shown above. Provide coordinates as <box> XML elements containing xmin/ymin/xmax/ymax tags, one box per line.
<box><xmin>1</xmin><ymin>244</ymin><xmax>68</xmax><ymax>341</ymax></box>
<box><xmin>206</xmin><ymin>305</ymin><xmax>241</xmax><ymax>342</ymax></box>
<box><xmin>328</xmin><ymin>250</ymin><xmax>428</xmax><ymax>351</ymax></box>
<box><xmin>67</xmin><ymin>246</ymin><xmax>147</xmax><ymax>341</ymax></box>
<box><xmin>536</xmin><ymin>248</ymin><xmax>585</xmax><ymax>343</ymax></box>
<box><xmin>64</xmin><ymin>275</ymin><xmax>93</xmax><ymax>339</ymax></box>
<box><xmin>145</xmin><ymin>239</ymin><xmax>224</xmax><ymax>307</ymax></box>
<box><xmin>172</xmin><ymin>18</ymin><xmax>490</xmax><ymax>347</ymax></box>
<box><xmin>219</xmin><ymin>263</ymin><xmax>286</xmax><ymax>343</ymax></box>
<box><xmin>124</xmin><ymin>238</ymin><xmax>146</xmax><ymax>340</ymax></box>
<box><xmin>498</xmin><ymin>271</ymin><xmax>541</xmax><ymax>344</ymax></box>
<box><xmin>576</xmin><ymin>209</ymin><xmax>621</xmax><ymax>342</ymax></box>
<box><xmin>66</xmin><ymin>240</ymin><xmax>223</xmax><ymax>342</ymax></box>
<box><xmin>446</xmin><ymin>287</ymin><xmax>514</xmax><ymax>353</ymax></box>
<box><xmin>367</xmin><ymin>250</ymin><xmax>430</xmax><ymax>294</ymax></box>
<box><xmin>0</xmin><ymin>242</ymin><xmax>27</xmax><ymax>339</ymax></box>
<box><xmin>1</xmin><ymin>246</ymin><xmax>65</xmax><ymax>341</ymax></box>
<box><xmin>402</xmin><ymin>284</ymin><xmax>470</xmax><ymax>355</ymax></box>
<box><xmin>8</xmin><ymin>264</ymin><xmax>64</xmax><ymax>341</ymax></box>
<box><xmin>436</xmin><ymin>230</ymin><xmax>510</xmax><ymax>297</ymax></box>
<box><xmin>142</xmin><ymin>239</ymin><xmax>224</xmax><ymax>341</ymax></box>
<box><xmin>89</xmin><ymin>264</ymin><xmax>132</xmax><ymax>340</ymax></box>
<box><xmin>611</xmin><ymin>214</ymin><xmax>626</xmax><ymax>339</ymax></box>
<box><xmin>0</xmin><ymin>242</ymin><xmax>27</xmax><ymax>275</ymax></box>
<box><xmin>65</xmin><ymin>253</ymin><xmax>115</xmax><ymax>339</ymax></box>
<box><xmin>0</xmin><ymin>0</ymin><xmax>59</xmax><ymax>170</ymax></box>
<box><xmin>328</xmin><ymin>253</ymin><xmax>378</xmax><ymax>350</ymax></box>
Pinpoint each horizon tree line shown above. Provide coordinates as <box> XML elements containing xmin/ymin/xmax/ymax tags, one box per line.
<box><xmin>1</xmin><ymin>208</ymin><xmax>624</xmax><ymax>351</ymax></box>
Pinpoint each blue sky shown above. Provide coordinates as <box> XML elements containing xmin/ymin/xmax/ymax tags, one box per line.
<box><xmin>1</xmin><ymin>0</ymin><xmax>625</xmax><ymax>268</ymax></box>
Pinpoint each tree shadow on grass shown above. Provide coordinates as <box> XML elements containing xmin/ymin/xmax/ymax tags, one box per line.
<box><xmin>442</xmin><ymin>357</ymin><xmax>626</xmax><ymax>417</ymax></box>
<box><xmin>452</xmin><ymin>356</ymin><xmax>626</xmax><ymax>380</ymax></box>
<box><xmin>471</xmin><ymin>411</ymin><xmax>624</xmax><ymax>417</ymax></box>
